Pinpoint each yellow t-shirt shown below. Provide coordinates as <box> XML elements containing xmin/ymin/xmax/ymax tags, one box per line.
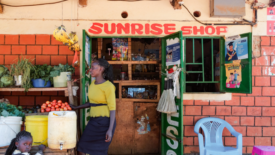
<box><xmin>88</xmin><ymin>80</ymin><xmax>116</xmax><ymax>117</ymax></box>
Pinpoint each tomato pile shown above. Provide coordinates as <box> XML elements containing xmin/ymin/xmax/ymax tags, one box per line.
<box><xmin>41</xmin><ymin>100</ymin><xmax>72</xmax><ymax>113</ymax></box>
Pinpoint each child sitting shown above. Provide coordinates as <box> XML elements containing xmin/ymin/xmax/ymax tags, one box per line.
<box><xmin>5</xmin><ymin>131</ymin><xmax>46</xmax><ymax>155</ymax></box>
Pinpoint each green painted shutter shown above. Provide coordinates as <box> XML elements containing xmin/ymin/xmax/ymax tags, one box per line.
<box><xmin>220</xmin><ymin>33</ymin><xmax>252</xmax><ymax>94</ymax></box>
<box><xmin>161</xmin><ymin>31</ymin><xmax>184</xmax><ymax>155</ymax></box>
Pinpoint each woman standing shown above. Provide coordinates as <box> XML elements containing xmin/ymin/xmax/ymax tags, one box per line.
<box><xmin>70</xmin><ymin>59</ymin><xmax>116</xmax><ymax>155</ymax></box>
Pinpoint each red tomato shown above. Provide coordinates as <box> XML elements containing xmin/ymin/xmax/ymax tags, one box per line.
<box><xmin>42</xmin><ymin>104</ymin><xmax>46</xmax><ymax>107</ymax></box>
<box><xmin>46</xmin><ymin>107</ymin><xmax>51</xmax><ymax>112</ymax></box>
<box><xmin>68</xmin><ymin>107</ymin><xmax>72</xmax><ymax>111</ymax></box>
<box><xmin>48</xmin><ymin>104</ymin><xmax>52</xmax><ymax>108</ymax></box>
<box><xmin>51</xmin><ymin>108</ymin><xmax>55</xmax><ymax>111</ymax></box>
<box><xmin>55</xmin><ymin>105</ymin><xmax>59</xmax><ymax>108</ymax></box>
<box><xmin>41</xmin><ymin>109</ymin><xmax>45</xmax><ymax>113</ymax></box>
<box><xmin>58</xmin><ymin>100</ymin><xmax>62</xmax><ymax>104</ymax></box>
<box><xmin>41</xmin><ymin>105</ymin><xmax>46</xmax><ymax>109</ymax></box>
<box><xmin>64</xmin><ymin>102</ymin><xmax>68</xmax><ymax>105</ymax></box>
<box><xmin>64</xmin><ymin>107</ymin><xmax>68</xmax><ymax>111</ymax></box>
<box><xmin>58</xmin><ymin>103</ymin><xmax>62</xmax><ymax>106</ymax></box>
<box><xmin>52</xmin><ymin>102</ymin><xmax>56</xmax><ymax>106</ymax></box>
<box><xmin>55</xmin><ymin>108</ymin><xmax>60</xmax><ymax>111</ymax></box>
<box><xmin>46</xmin><ymin>101</ymin><xmax>50</xmax><ymax>105</ymax></box>
<box><xmin>52</xmin><ymin>100</ymin><xmax>57</xmax><ymax>103</ymax></box>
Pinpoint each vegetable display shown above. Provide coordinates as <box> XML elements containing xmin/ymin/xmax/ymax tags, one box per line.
<box><xmin>30</xmin><ymin>64</ymin><xmax>54</xmax><ymax>86</ymax></box>
<box><xmin>50</xmin><ymin>63</ymin><xmax>75</xmax><ymax>77</ymax></box>
<box><xmin>0</xmin><ymin>102</ymin><xmax>24</xmax><ymax>117</ymax></box>
<box><xmin>0</xmin><ymin>65</ymin><xmax>8</xmax><ymax>77</ymax></box>
<box><xmin>41</xmin><ymin>100</ymin><xmax>72</xmax><ymax>112</ymax></box>
<box><xmin>0</xmin><ymin>74</ymin><xmax>14</xmax><ymax>87</ymax></box>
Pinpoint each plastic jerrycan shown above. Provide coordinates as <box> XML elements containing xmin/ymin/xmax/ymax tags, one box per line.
<box><xmin>0</xmin><ymin>116</ymin><xmax>22</xmax><ymax>147</ymax></box>
<box><xmin>48</xmin><ymin>111</ymin><xmax>77</xmax><ymax>150</ymax></box>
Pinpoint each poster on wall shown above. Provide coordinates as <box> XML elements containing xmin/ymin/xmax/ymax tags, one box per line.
<box><xmin>85</xmin><ymin>36</ymin><xmax>91</xmax><ymax>66</ymax></box>
<box><xmin>225</xmin><ymin>61</ymin><xmax>242</xmax><ymax>88</ymax></box>
<box><xmin>112</xmin><ymin>38</ymin><xmax>128</xmax><ymax>61</ymax></box>
<box><xmin>267</xmin><ymin>8</ymin><xmax>275</xmax><ymax>35</ymax></box>
<box><xmin>225</xmin><ymin>36</ymin><xmax>248</xmax><ymax>62</ymax></box>
<box><xmin>166</xmin><ymin>38</ymin><xmax>181</xmax><ymax>66</ymax></box>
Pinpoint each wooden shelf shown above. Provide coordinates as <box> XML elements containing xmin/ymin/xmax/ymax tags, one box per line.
<box><xmin>108</xmin><ymin>61</ymin><xmax>159</xmax><ymax>65</ymax></box>
<box><xmin>114</xmin><ymin>80</ymin><xmax>160</xmax><ymax>84</ymax></box>
<box><xmin>0</xmin><ymin>87</ymin><xmax>68</xmax><ymax>91</ymax></box>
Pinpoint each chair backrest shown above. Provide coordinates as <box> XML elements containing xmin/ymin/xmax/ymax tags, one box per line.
<box><xmin>194</xmin><ymin>117</ymin><xmax>235</xmax><ymax>147</ymax></box>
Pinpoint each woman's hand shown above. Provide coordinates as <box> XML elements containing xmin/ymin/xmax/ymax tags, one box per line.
<box><xmin>69</xmin><ymin>104</ymin><xmax>78</xmax><ymax>110</ymax></box>
<box><xmin>105</xmin><ymin>129</ymin><xmax>112</xmax><ymax>142</ymax></box>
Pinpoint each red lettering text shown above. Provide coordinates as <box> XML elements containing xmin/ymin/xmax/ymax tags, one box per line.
<box><xmin>193</xmin><ymin>26</ymin><xmax>204</xmax><ymax>35</ymax></box>
<box><xmin>216</xmin><ymin>26</ymin><xmax>227</xmax><ymax>35</ymax></box>
<box><xmin>117</xmin><ymin>23</ymin><xmax>130</xmax><ymax>34</ymax></box>
<box><xmin>150</xmin><ymin>24</ymin><xmax>163</xmax><ymax>35</ymax></box>
<box><xmin>181</xmin><ymin>26</ymin><xmax>192</xmax><ymax>35</ymax></box>
<box><xmin>164</xmin><ymin>24</ymin><xmax>176</xmax><ymax>34</ymax></box>
<box><xmin>145</xmin><ymin>23</ymin><xmax>150</xmax><ymax>35</ymax></box>
<box><xmin>104</xmin><ymin>23</ymin><xmax>116</xmax><ymax>34</ymax></box>
<box><xmin>205</xmin><ymin>26</ymin><xmax>215</xmax><ymax>35</ymax></box>
<box><xmin>88</xmin><ymin>23</ymin><xmax>103</xmax><ymax>34</ymax></box>
<box><xmin>131</xmin><ymin>23</ymin><xmax>143</xmax><ymax>35</ymax></box>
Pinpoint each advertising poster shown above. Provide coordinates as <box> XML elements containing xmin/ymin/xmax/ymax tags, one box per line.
<box><xmin>112</xmin><ymin>38</ymin><xmax>128</xmax><ymax>61</ymax></box>
<box><xmin>267</xmin><ymin>7</ymin><xmax>275</xmax><ymax>35</ymax></box>
<box><xmin>225</xmin><ymin>61</ymin><xmax>242</xmax><ymax>89</ymax></box>
<box><xmin>85</xmin><ymin>35</ymin><xmax>91</xmax><ymax>65</ymax></box>
<box><xmin>225</xmin><ymin>37</ymin><xmax>248</xmax><ymax>62</ymax></box>
<box><xmin>166</xmin><ymin>38</ymin><xmax>181</xmax><ymax>66</ymax></box>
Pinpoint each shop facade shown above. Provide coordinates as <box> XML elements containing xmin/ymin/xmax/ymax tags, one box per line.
<box><xmin>0</xmin><ymin>0</ymin><xmax>273</xmax><ymax>154</ymax></box>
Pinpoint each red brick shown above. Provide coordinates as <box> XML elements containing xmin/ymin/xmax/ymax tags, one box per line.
<box><xmin>0</xmin><ymin>35</ymin><xmax>4</xmax><ymax>44</ymax></box>
<box><xmin>255</xmin><ymin>137</ymin><xmax>271</xmax><ymax>146</ymax></box>
<box><xmin>247</xmin><ymin>147</ymin><xmax>253</xmax><ymax>153</ymax></box>
<box><xmin>247</xmin><ymin>107</ymin><xmax>261</xmax><ymax>116</ymax></box>
<box><xmin>59</xmin><ymin>46</ymin><xmax>74</xmax><ymax>55</ymax></box>
<box><xmin>58</xmin><ymin>91</ymin><xmax>65</xmax><ymax>96</ymax></box>
<box><xmin>271</xmin><ymin>36</ymin><xmax>275</xmax><ymax>45</ymax></box>
<box><xmin>273</xmin><ymin>137</ymin><xmax>275</xmax><ymax>146</ymax></box>
<box><xmin>247</xmin><ymin>127</ymin><xmax>262</xmax><ymax>136</ymax></box>
<box><xmin>42</xmin><ymin>91</ymin><xmax>57</xmax><ymax>96</ymax></box>
<box><xmin>36</xmin><ymin>96</ymin><xmax>50</xmax><ymax>105</ymax></box>
<box><xmin>225</xmin><ymin>116</ymin><xmax>239</xmax><ymax>125</ymax></box>
<box><xmin>0</xmin><ymin>92</ymin><xmax>11</xmax><ymax>96</ymax></box>
<box><xmin>243</xmin><ymin>137</ymin><xmax>254</xmax><ymax>146</ymax></box>
<box><xmin>36</xmin><ymin>56</ymin><xmax>50</xmax><ymax>65</ymax></box>
<box><xmin>261</xmin><ymin>36</ymin><xmax>270</xmax><ymax>45</ymax></box>
<box><xmin>51</xmin><ymin>35</ymin><xmax>63</xmax><ymax>45</ymax></box>
<box><xmin>255</xmin><ymin>97</ymin><xmax>271</xmax><ymax>106</ymax></box>
<box><xmin>184</xmin><ymin>126</ymin><xmax>196</xmax><ymax>136</ymax></box>
<box><xmin>241</xmin><ymin>117</ymin><xmax>254</xmax><ymax>126</ymax></box>
<box><xmin>183</xmin><ymin>116</ymin><xmax>193</xmax><ymax>125</ymax></box>
<box><xmin>5</xmin><ymin>35</ymin><xmax>19</xmax><ymax>44</ymax></box>
<box><xmin>51</xmin><ymin>56</ymin><xmax>67</xmax><ymax>65</ymax></box>
<box><xmin>5</xmin><ymin>55</ymin><xmax>18</xmax><ymax>65</ymax></box>
<box><xmin>261</xmin><ymin>46</ymin><xmax>275</xmax><ymax>56</ymax></box>
<box><xmin>255</xmin><ymin>77</ymin><xmax>270</xmax><ymax>86</ymax></box>
<box><xmin>26</xmin><ymin>92</ymin><xmax>41</xmax><ymax>96</ymax></box>
<box><xmin>43</xmin><ymin>46</ymin><xmax>58</xmax><ymax>55</ymax></box>
<box><xmin>0</xmin><ymin>55</ymin><xmax>3</xmax><ymax>65</ymax></box>
<box><xmin>183</xmin><ymin>137</ymin><xmax>193</xmax><ymax>146</ymax></box>
<box><xmin>195</xmin><ymin>100</ymin><xmax>209</xmax><ymax>105</ymax></box>
<box><xmin>263</xmin><ymin>127</ymin><xmax>275</xmax><ymax>136</ymax></box>
<box><xmin>202</xmin><ymin>106</ymin><xmax>215</xmax><ymax>115</ymax></box>
<box><xmin>185</xmin><ymin>106</ymin><xmax>201</xmax><ymax>115</ymax></box>
<box><xmin>272</xmin><ymin>97</ymin><xmax>275</xmax><ymax>106</ymax></box>
<box><xmin>222</xmin><ymin>128</ymin><xmax>231</xmax><ymax>136</ymax></box>
<box><xmin>20</xmin><ymin>35</ymin><xmax>35</xmax><ymax>45</ymax></box>
<box><xmin>12</xmin><ymin>92</ymin><xmax>26</xmax><ymax>95</ymax></box>
<box><xmin>252</xmin><ymin>76</ymin><xmax>255</xmax><ymax>86</ymax></box>
<box><xmin>225</xmin><ymin>97</ymin><xmax>240</xmax><ymax>105</ymax></box>
<box><xmin>5</xmin><ymin>96</ymin><xmax>19</xmax><ymax>106</ymax></box>
<box><xmin>272</xmin><ymin>117</ymin><xmax>275</xmax><ymax>126</ymax></box>
<box><xmin>225</xmin><ymin>137</ymin><xmax>236</xmax><ymax>146</ymax></box>
<box><xmin>232</xmin><ymin>93</ymin><xmax>246</xmax><ymax>96</ymax></box>
<box><xmin>241</xmin><ymin>97</ymin><xmax>254</xmax><ymax>106</ymax></box>
<box><xmin>0</xmin><ymin>45</ymin><xmax>11</xmax><ymax>54</ymax></box>
<box><xmin>262</xmin><ymin>67</ymin><xmax>275</xmax><ymax>76</ymax></box>
<box><xmin>12</xmin><ymin>46</ymin><xmax>26</xmax><ymax>54</ymax></box>
<box><xmin>234</xmin><ymin>126</ymin><xmax>247</xmax><ymax>136</ymax></box>
<box><xmin>243</xmin><ymin>147</ymin><xmax>247</xmax><ymax>154</ymax></box>
<box><xmin>216</xmin><ymin>106</ymin><xmax>231</xmax><ymax>115</ymax></box>
<box><xmin>232</xmin><ymin>107</ymin><xmax>246</xmax><ymax>116</ymax></box>
<box><xmin>263</xmin><ymin>87</ymin><xmax>275</xmax><ymax>96</ymax></box>
<box><xmin>19</xmin><ymin>96</ymin><xmax>35</xmax><ymax>105</ymax></box>
<box><xmin>20</xmin><ymin>55</ymin><xmax>35</xmax><ymax>64</ymax></box>
<box><xmin>50</xmin><ymin>96</ymin><xmax>68</xmax><ymax>102</ymax></box>
<box><xmin>27</xmin><ymin>46</ymin><xmax>42</xmax><ymax>54</ymax></box>
<box><xmin>75</xmin><ymin>67</ymin><xmax>80</xmax><ymax>76</ymax></box>
<box><xmin>252</xmin><ymin>66</ymin><xmax>262</xmax><ymax>76</ymax></box>
<box><xmin>183</xmin><ymin>146</ymin><xmax>199</xmax><ymax>154</ymax></box>
<box><xmin>36</xmin><ymin>35</ymin><xmax>50</xmax><ymax>44</ymax></box>
<box><xmin>210</xmin><ymin>101</ymin><xmax>224</xmax><ymax>105</ymax></box>
<box><xmin>68</xmin><ymin>56</ymin><xmax>74</xmax><ymax>65</ymax></box>
<box><xmin>255</xmin><ymin>117</ymin><xmax>271</xmax><ymax>126</ymax></box>
<box><xmin>263</xmin><ymin>107</ymin><xmax>275</xmax><ymax>116</ymax></box>
<box><xmin>194</xmin><ymin>137</ymin><xmax>199</xmax><ymax>145</ymax></box>
<box><xmin>271</xmin><ymin>56</ymin><xmax>275</xmax><ymax>66</ymax></box>
<box><xmin>194</xmin><ymin>116</ymin><xmax>205</xmax><ymax>123</ymax></box>
<box><xmin>183</xmin><ymin>100</ymin><xmax>193</xmax><ymax>105</ymax></box>
<box><xmin>272</xmin><ymin>77</ymin><xmax>275</xmax><ymax>86</ymax></box>
<box><xmin>255</xmin><ymin>56</ymin><xmax>270</xmax><ymax>66</ymax></box>
<box><xmin>247</xmin><ymin>87</ymin><xmax>262</xmax><ymax>96</ymax></box>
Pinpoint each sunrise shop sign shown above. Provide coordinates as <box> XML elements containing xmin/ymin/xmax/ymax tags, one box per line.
<box><xmin>88</xmin><ymin>22</ymin><xmax>228</xmax><ymax>35</ymax></box>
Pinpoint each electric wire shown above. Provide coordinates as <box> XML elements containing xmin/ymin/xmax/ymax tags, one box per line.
<box><xmin>0</xmin><ymin>0</ymin><xmax>68</xmax><ymax>7</ymax></box>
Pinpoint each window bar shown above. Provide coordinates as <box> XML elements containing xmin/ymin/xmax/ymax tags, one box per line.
<box><xmin>211</xmin><ymin>39</ymin><xmax>214</xmax><ymax>82</ymax></box>
<box><xmin>201</xmin><ymin>38</ymin><xmax>205</xmax><ymax>82</ymax></box>
<box><xmin>186</xmin><ymin>63</ymin><xmax>203</xmax><ymax>65</ymax></box>
<box><xmin>186</xmin><ymin>81</ymin><xmax>219</xmax><ymax>84</ymax></box>
<box><xmin>193</xmin><ymin>39</ymin><xmax>195</xmax><ymax>63</ymax></box>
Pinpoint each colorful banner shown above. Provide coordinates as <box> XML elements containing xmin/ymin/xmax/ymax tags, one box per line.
<box><xmin>112</xmin><ymin>38</ymin><xmax>128</xmax><ymax>60</ymax></box>
<box><xmin>166</xmin><ymin>38</ymin><xmax>181</xmax><ymax>66</ymax></box>
<box><xmin>225</xmin><ymin>61</ymin><xmax>242</xmax><ymax>89</ymax></box>
<box><xmin>225</xmin><ymin>37</ymin><xmax>248</xmax><ymax>62</ymax></box>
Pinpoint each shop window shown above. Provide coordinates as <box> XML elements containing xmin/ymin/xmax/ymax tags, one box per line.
<box><xmin>122</xmin><ymin>85</ymin><xmax>158</xmax><ymax>100</ymax></box>
<box><xmin>132</xmin><ymin>64</ymin><xmax>160</xmax><ymax>80</ymax></box>
<box><xmin>131</xmin><ymin>38</ymin><xmax>160</xmax><ymax>61</ymax></box>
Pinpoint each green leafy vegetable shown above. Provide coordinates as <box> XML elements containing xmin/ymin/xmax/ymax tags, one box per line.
<box><xmin>0</xmin><ymin>65</ymin><xmax>8</xmax><ymax>77</ymax></box>
<box><xmin>50</xmin><ymin>63</ymin><xmax>75</xmax><ymax>77</ymax></box>
<box><xmin>0</xmin><ymin>103</ymin><xmax>25</xmax><ymax>118</ymax></box>
<box><xmin>0</xmin><ymin>74</ymin><xmax>14</xmax><ymax>87</ymax></box>
<box><xmin>30</xmin><ymin>64</ymin><xmax>53</xmax><ymax>86</ymax></box>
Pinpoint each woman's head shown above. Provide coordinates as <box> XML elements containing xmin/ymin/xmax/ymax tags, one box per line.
<box><xmin>90</xmin><ymin>59</ymin><xmax>113</xmax><ymax>83</ymax></box>
<box><xmin>5</xmin><ymin>131</ymin><xmax>32</xmax><ymax>155</ymax></box>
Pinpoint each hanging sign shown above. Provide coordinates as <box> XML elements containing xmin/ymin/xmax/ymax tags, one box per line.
<box><xmin>225</xmin><ymin>60</ymin><xmax>242</xmax><ymax>88</ymax></box>
<box><xmin>166</xmin><ymin>38</ymin><xmax>181</xmax><ymax>66</ymax></box>
<box><xmin>225</xmin><ymin>36</ymin><xmax>248</xmax><ymax>62</ymax></box>
<box><xmin>267</xmin><ymin>8</ymin><xmax>275</xmax><ymax>35</ymax></box>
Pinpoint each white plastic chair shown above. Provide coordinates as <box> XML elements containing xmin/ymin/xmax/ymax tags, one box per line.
<box><xmin>194</xmin><ymin>117</ymin><xmax>242</xmax><ymax>155</ymax></box>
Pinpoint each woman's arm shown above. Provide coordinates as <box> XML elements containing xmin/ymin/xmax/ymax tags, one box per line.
<box><xmin>69</xmin><ymin>103</ymin><xmax>91</xmax><ymax>110</ymax></box>
<box><xmin>105</xmin><ymin>110</ymin><xmax>116</xmax><ymax>142</ymax></box>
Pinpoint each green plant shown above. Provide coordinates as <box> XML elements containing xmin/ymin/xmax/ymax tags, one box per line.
<box><xmin>0</xmin><ymin>74</ymin><xmax>14</xmax><ymax>87</ymax></box>
<box><xmin>30</xmin><ymin>64</ymin><xmax>53</xmax><ymax>86</ymax></box>
<box><xmin>0</xmin><ymin>102</ymin><xmax>24</xmax><ymax>118</ymax></box>
<box><xmin>50</xmin><ymin>63</ymin><xmax>75</xmax><ymax>77</ymax></box>
<box><xmin>10</xmin><ymin>57</ymin><xmax>34</xmax><ymax>91</ymax></box>
<box><xmin>0</xmin><ymin>65</ymin><xmax>8</xmax><ymax>77</ymax></box>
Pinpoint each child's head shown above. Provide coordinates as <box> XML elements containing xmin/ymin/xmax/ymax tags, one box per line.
<box><xmin>91</xmin><ymin>58</ymin><xmax>113</xmax><ymax>83</ymax></box>
<box><xmin>5</xmin><ymin>131</ymin><xmax>32</xmax><ymax>155</ymax></box>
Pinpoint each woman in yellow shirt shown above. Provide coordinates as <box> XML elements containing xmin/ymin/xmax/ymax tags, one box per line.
<box><xmin>70</xmin><ymin>59</ymin><xmax>116</xmax><ymax>155</ymax></box>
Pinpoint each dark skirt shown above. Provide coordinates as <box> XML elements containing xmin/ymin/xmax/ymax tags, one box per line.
<box><xmin>77</xmin><ymin>117</ymin><xmax>116</xmax><ymax>155</ymax></box>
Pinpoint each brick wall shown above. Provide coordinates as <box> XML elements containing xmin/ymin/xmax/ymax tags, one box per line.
<box><xmin>0</xmin><ymin>34</ymin><xmax>80</xmax><ymax>107</ymax></box>
<box><xmin>183</xmin><ymin>36</ymin><xmax>275</xmax><ymax>154</ymax></box>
